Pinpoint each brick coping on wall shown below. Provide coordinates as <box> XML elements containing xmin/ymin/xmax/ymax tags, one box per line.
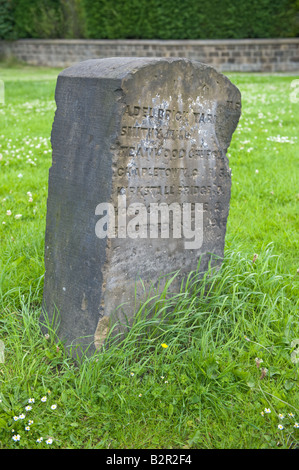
<box><xmin>1</xmin><ymin>38</ymin><xmax>298</xmax><ymax>72</ymax></box>
<box><xmin>2</xmin><ymin>38</ymin><xmax>298</xmax><ymax>45</ymax></box>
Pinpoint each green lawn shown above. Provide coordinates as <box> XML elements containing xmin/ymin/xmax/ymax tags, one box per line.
<box><xmin>0</xmin><ymin>63</ymin><xmax>298</xmax><ymax>449</ymax></box>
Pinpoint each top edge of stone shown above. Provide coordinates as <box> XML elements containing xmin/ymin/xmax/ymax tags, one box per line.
<box><xmin>59</xmin><ymin>57</ymin><xmax>213</xmax><ymax>80</ymax></box>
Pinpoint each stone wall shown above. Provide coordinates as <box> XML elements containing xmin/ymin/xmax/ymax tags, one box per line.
<box><xmin>0</xmin><ymin>38</ymin><xmax>298</xmax><ymax>72</ymax></box>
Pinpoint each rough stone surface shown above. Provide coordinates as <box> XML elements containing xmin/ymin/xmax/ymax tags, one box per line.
<box><xmin>42</xmin><ymin>57</ymin><xmax>241</xmax><ymax>353</ymax></box>
<box><xmin>1</xmin><ymin>39</ymin><xmax>299</xmax><ymax>72</ymax></box>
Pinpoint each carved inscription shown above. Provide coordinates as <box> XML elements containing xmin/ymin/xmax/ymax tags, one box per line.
<box><xmin>111</xmin><ymin>96</ymin><xmax>230</xmax><ymax>238</ymax></box>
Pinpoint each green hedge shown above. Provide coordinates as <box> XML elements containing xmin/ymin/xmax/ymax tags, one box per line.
<box><xmin>0</xmin><ymin>0</ymin><xmax>298</xmax><ymax>40</ymax></box>
<box><xmin>4</xmin><ymin>0</ymin><xmax>85</xmax><ymax>39</ymax></box>
<box><xmin>0</xmin><ymin>0</ymin><xmax>15</xmax><ymax>39</ymax></box>
<box><xmin>12</xmin><ymin>0</ymin><xmax>63</xmax><ymax>38</ymax></box>
<box><xmin>82</xmin><ymin>0</ymin><xmax>299</xmax><ymax>39</ymax></box>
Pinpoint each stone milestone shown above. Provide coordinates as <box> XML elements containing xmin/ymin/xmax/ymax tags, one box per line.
<box><xmin>42</xmin><ymin>57</ymin><xmax>241</xmax><ymax>353</ymax></box>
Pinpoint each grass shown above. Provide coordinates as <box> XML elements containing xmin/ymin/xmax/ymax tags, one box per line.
<box><xmin>0</xmin><ymin>63</ymin><xmax>298</xmax><ymax>449</ymax></box>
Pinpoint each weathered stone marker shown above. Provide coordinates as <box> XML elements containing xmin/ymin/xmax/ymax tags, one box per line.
<box><xmin>42</xmin><ymin>58</ymin><xmax>241</xmax><ymax>352</ymax></box>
